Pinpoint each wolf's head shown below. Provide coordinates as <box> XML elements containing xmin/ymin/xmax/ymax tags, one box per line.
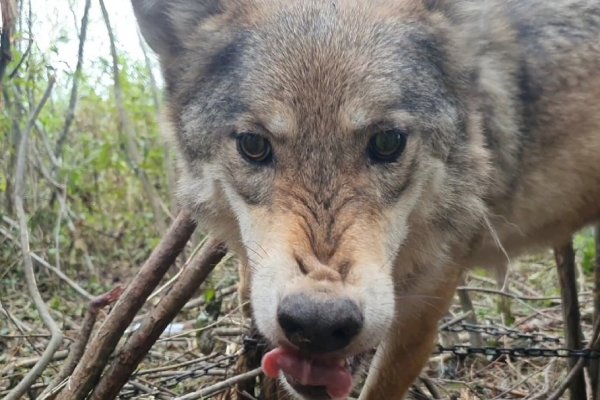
<box><xmin>134</xmin><ymin>0</ymin><xmax>500</xmax><ymax>397</ymax></box>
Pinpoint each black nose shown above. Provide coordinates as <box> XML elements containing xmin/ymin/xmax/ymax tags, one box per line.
<box><xmin>277</xmin><ymin>294</ymin><xmax>363</xmax><ymax>354</ymax></box>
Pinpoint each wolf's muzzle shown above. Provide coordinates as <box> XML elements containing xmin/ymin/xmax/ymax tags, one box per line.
<box><xmin>277</xmin><ymin>294</ymin><xmax>363</xmax><ymax>354</ymax></box>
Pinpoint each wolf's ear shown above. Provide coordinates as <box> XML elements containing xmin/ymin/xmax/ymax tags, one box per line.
<box><xmin>131</xmin><ymin>0</ymin><xmax>222</xmax><ymax>57</ymax></box>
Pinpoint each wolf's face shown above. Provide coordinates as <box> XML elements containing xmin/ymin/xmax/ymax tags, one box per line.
<box><xmin>134</xmin><ymin>0</ymin><xmax>490</xmax><ymax>397</ymax></box>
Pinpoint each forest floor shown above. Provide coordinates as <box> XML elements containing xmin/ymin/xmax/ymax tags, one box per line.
<box><xmin>0</xmin><ymin>231</ymin><xmax>596</xmax><ymax>400</ymax></box>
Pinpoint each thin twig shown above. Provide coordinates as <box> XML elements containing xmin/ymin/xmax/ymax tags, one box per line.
<box><xmin>38</xmin><ymin>287</ymin><xmax>124</xmax><ymax>400</ymax></box>
<box><xmin>456</xmin><ymin>286</ymin><xmax>562</xmax><ymax>302</ymax></box>
<box><xmin>1</xmin><ymin>350</ymin><xmax>69</xmax><ymax>375</ymax></box>
<box><xmin>173</xmin><ymin>368</ymin><xmax>263</xmax><ymax>400</ymax></box>
<box><xmin>547</xmin><ymin>318</ymin><xmax>600</xmax><ymax>400</ymax></box>
<box><xmin>420</xmin><ymin>377</ymin><xmax>442</xmax><ymax>399</ymax></box>
<box><xmin>0</xmin><ymin>225</ymin><xmax>94</xmax><ymax>300</ymax></box>
<box><xmin>4</xmin><ymin>76</ymin><xmax>61</xmax><ymax>400</ymax></box>
<box><xmin>54</xmin><ymin>211</ymin><xmax>197</xmax><ymax>400</ymax></box>
<box><xmin>89</xmin><ymin>239</ymin><xmax>227</xmax><ymax>399</ymax></box>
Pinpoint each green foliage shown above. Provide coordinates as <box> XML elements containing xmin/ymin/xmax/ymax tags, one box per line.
<box><xmin>1</xmin><ymin>14</ymin><xmax>172</xmax><ymax>297</ymax></box>
<box><xmin>574</xmin><ymin>228</ymin><xmax>596</xmax><ymax>275</ymax></box>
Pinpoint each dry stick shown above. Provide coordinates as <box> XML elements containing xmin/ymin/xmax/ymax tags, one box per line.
<box><xmin>548</xmin><ymin>319</ymin><xmax>600</xmax><ymax>400</ymax></box>
<box><xmin>54</xmin><ymin>211</ymin><xmax>197</xmax><ymax>400</ymax></box>
<box><xmin>456</xmin><ymin>286</ymin><xmax>563</xmax><ymax>302</ymax></box>
<box><xmin>173</xmin><ymin>367</ymin><xmax>263</xmax><ymax>400</ymax></box>
<box><xmin>89</xmin><ymin>239</ymin><xmax>227</xmax><ymax>399</ymax></box>
<box><xmin>420</xmin><ymin>377</ymin><xmax>442</xmax><ymax>399</ymax></box>
<box><xmin>0</xmin><ymin>225</ymin><xmax>94</xmax><ymax>300</ymax></box>
<box><xmin>4</xmin><ymin>350</ymin><xmax>69</xmax><ymax>373</ymax></box>
<box><xmin>99</xmin><ymin>0</ymin><xmax>169</xmax><ymax>233</ymax></box>
<box><xmin>39</xmin><ymin>287</ymin><xmax>124</xmax><ymax>400</ymax></box>
<box><xmin>4</xmin><ymin>77</ymin><xmax>59</xmax><ymax>400</ymax></box>
<box><xmin>554</xmin><ymin>241</ymin><xmax>587</xmax><ymax>400</ymax></box>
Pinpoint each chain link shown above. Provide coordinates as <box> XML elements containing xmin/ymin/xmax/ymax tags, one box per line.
<box><xmin>120</xmin><ymin>322</ymin><xmax>598</xmax><ymax>397</ymax></box>
<box><xmin>434</xmin><ymin>344</ymin><xmax>600</xmax><ymax>359</ymax></box>
<box><xmin>120</xmin><ymin>353</ymin><xmax>239</xmax><ymax>398</ymax></box>
<box><xmin>441</xmin><ymin>322</ymin><xmax>561</xmax><ymax>344</ymax></box>
<box><xmin>438</xmin><ymin>322</ymin><xmax>599</xmax><ymax>359</ymax></box>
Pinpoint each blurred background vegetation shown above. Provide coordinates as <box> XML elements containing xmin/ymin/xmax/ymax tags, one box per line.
<box><xmin>1</xmin><ymin>0</ymin><xmax>176</xmax><ymax>301</ymax></box>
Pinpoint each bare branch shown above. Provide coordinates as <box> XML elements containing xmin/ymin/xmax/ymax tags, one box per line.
<box><xmin>39</xmin><ymin>287</ymin><xmax>124</xmax><ymax>400</ymax></box>
<box><xmin>54</xmin><ymin>211</ymin><xmax>197</xmax><ymax>400</ymax></box>
<box><xmin>173</xmin><ymin>368</ymin><xmax>262</xmax><ymax>400</ymax></box>
<box><xmin>4</xmin><ymin>76</ymin><xmax>60</xmax><ymax>400</ymax></box>
<box><xmin>90</xmin><ymin>239</ymin><xmax>227</xmax><ymax>399</ymax></box>
<box><xmin>0</xmin><ymin>221</ymin><xmax>94</xmax><ymax>300</ymax></box>
<box><xmin>547</xmin><ymin>318</ymin><xmax>600</xmax><ymax>400</ymax></box>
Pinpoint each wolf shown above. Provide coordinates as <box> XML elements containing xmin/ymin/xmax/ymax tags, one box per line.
<box><xmin>132</xmin><ymin>0</ymin><xmax>600</xmax><ymax>398</ymax></box>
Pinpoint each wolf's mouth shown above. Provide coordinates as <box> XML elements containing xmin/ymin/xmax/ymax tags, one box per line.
<box><xmin>262</xmin><ymin>347</ymin><xmax>367</xmax><ymax>399</ymax></box>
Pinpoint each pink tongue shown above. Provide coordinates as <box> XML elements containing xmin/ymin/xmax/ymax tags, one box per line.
<box><xmin>262</xmin><ymin>347</ymin><xmax>353</xmax><ymax>399</ymax></box>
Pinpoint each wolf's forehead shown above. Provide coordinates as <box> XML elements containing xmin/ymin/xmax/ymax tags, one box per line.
<box><xmin>238</xmin><ymin>10</ymin><xmax>409</xmax><ymax>134</ymax></box>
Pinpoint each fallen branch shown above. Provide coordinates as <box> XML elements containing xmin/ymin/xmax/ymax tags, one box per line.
<box><xmin>5</xmin><ymin>77</ymin><xmax>60</xmax><ymax>400</ymax></box>
<box><xmin>456</xmin><ymin>286</ymin><xmax>563</xmax><ymax>302</ymax></box>
<box><xmin>547</xmin><ymin>318</ymin><xmax>600</xmax><ymax>400</ymax></box>
<box><xmin>89</xmin><ymin>238</ymin><xmax>227</xmax><ymax>399</ymax></box>
<box><xmin>39</xmin><ymin>287</ymin><xmax>124</xmax><ymax>400</ymax></box>
<box><xmin>0</xmin><ymin>224</ymin><xmax>94</xmax><ymax>300</ymax></box>
<box><xmin>1</xmin><ymin>351</ymin><xmax>69</xmax><ymax>375</ymax></box>
<box><xmin>54</xmin><ymin>210</ymin><xmax>197</xmax><ymax>400</ymax></box>
<box><xmin>173</xmin><ymin>367</ymin><xmax>262</xmax><ymax>400</ymax></box>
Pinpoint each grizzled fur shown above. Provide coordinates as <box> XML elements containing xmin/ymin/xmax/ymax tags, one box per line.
<box><xmin>133</xmin><ymin>0</ymin><xmax>600</xmax><ymax>398</ymax></box>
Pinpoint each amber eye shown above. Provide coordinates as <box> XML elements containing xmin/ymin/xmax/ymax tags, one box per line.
<box><xmin>368</xmin><ymin>130</ymin><xmax>407</xmax><ymax>163</ymax></box>
<box><xmin>236</xmin><ymin>133</ymin><xmax>273</xmax><ymax>164</ymax></box>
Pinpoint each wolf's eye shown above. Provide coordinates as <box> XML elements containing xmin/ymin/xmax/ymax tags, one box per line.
<box><xmin>368</xmin><ymin>130</ymin><xmax>407</xmax><ymax>163</ymax></box>
<box><xmin>237</xmin><ymin>133</ymin><xmax>273</xmax><ymax>164</ymax></box>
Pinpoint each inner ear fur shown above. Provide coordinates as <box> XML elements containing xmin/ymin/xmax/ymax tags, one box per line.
<box><xmin>131</xmin><ymin>0</ymin><xmax>223</xmax><ymax>57</ymax></box>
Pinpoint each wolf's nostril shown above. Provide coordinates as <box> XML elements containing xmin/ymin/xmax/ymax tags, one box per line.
<box><xmin>332</xmin><ymin>328</ymin><xmax>349</xmax><ymax>339</ymax></box>
<box><xmin>279</xmin><ymin>315</ymin><xmax>302</xmax><ymax>336</ymax></box>
<box><xmin>277</xmin><ymin>294</ymin><xmax>363</xmax><ymax>353</ymax></box>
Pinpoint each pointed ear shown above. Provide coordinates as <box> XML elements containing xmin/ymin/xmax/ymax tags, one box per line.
<box><xmin>131</xmin><ymin>0</ymin><xmax>221</xmax><ymax>57</ymax></box>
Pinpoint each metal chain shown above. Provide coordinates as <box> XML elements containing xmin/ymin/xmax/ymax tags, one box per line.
<box><xmin>438</xmin><ymin>322</ymin><xmax>599</xmax><ymax>359</ymax></box>
<box><xmin>119</xmin><ymin>321</ymin><xmax>598</xmax><ymax>398</ymax></box>
<box><xmin>435</xmin><ymin>344</ymin><xmax>600</xmax><ymax>359</ymax></box>
<box><xmin>120</xmin><ymin>353</ymin><xmax>239</xmax><ymax>398</ymax></box>
<box><xmin>441</xmin><ymin>322</ymin><xmax>561</xmax><ymax>344</ymax></box>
